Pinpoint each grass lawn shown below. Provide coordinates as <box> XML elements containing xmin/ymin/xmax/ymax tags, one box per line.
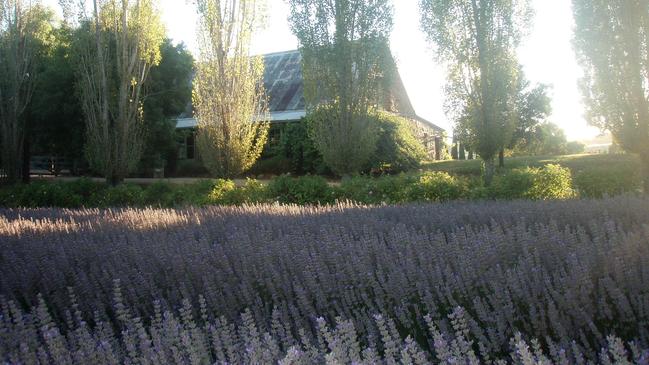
<box><xmin>422</xmin><ymin>153</ymin><xmax>640</xmax><ymax>176</ymax></box>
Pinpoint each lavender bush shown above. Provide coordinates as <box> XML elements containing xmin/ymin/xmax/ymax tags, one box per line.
<box><xmin>1</xmin><ymin>197</ymin><xmax>649</xmax><ymax>363</ymax></box>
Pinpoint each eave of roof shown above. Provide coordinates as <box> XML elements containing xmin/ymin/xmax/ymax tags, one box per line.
<box><xmin>413</xmin><ymin>114</ymin><xmax>445</xmax><ymax>133</ymax></box>
<box><xmin>176</xmin><ymin>110</ymin><xmax>307</xmax><ymax>129</ymax></box>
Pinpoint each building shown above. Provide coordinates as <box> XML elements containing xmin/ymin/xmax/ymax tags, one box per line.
<box><xmin>176</xmin><ymin>49</ymin><xmax>445</xmax><ymax>160</ymax></box>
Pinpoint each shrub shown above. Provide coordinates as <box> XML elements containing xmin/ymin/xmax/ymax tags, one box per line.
<box><xmin>175</xmin><ymin>159</ymin><xmax>210</xmax><ymax>177</ymax></box>
<box><xmin>95</xmin><ymin>183</ymin><xmax>145</xmax><ymax>207</ymax></box>
<box><xmin>175</xmin><ymin>179</ymin><xmax>216</xmax><ymax>206</ymax></box>
<box><xmin>266</xmin><ymin>174</ymin><xmax>335</xmax><ymax>205</ymax></box>
<box><xmin>66</xmin><ymin>177</ymin><xmax>106</xmax><ymax>201</ymax></box>
<box><xmin>490</xmin><ymin>168</ymin><xmax>536</xmax><ymax>199</ymax></box>
<box><xmin>207</xmin><ymin>178</ymin><xmax>269</xmax><ymax>205</ymax></box>
<box><xmin>368</xmin><ymin>111</ymin><xmax>428</xmax><ymax>174</ymax></box>
<box><xmin>207</xmin><ymin>179</ymin><xmax>237</xmax><ymax>204</ymax></box>
<box><xmin>248</xmin><ymin>155</ymin><xmax>294</xmax><ymax>176</ymax></box>
<box><xmin>574</xmin><ymin>168</ymin><xmax>641</xmax><ymax>198</ymax></box>
<box><xmin>142</xmin><ymin>180</ymin><xmax>176</xmax><ymax>206</ymax></box>
<box><xmin>490</xmin><ymin>164</ymin><xmax>574</xmax><ymax>200</ymax></box>
<box><xmin>527</xmin><ymin>164</ymin><xmax>575</xmax><ymax>199</ymax></box>
<box><xmin>276</xmin><ymin>121</ymin><xmax>329</xmax><ymax>175</ymax></box>
<box><xmin>306</xmin><ymin>103</ymin><xmax>379</xmax><ymax>175</ymax></box>
<box><xmin>406</xmin><ymin>171</ymin><xmax>467</xmax><ymax>201</ymax></box>
<box><xmin>336</xmin><ymin>174</ymin><xmax>413</xmax><ymax>204</ymax></box>
<box><xmin>0</xmin><ymin>181</ymin><xmax>82</xmax><ymax>208</ymax></box>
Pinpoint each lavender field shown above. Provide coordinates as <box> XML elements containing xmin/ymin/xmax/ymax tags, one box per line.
<box><xmin>1</xmin><ymin>198</ymin><xmax>649</xmax><ymax>364</ymax></box>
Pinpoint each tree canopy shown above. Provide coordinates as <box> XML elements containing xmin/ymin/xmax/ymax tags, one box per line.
<box><xmin>193</xmin><ymin>0</ymin><xmax>269</xmax><ymax>178</ymax></box>
<box><xmin>66</xmin><ymin>0</ymin><xmax>165</xmax><ymax>185</ymax></box>
<box><xmin>420</xmin><ymin>0</ymin><xmax>533</xmax><ymax>185</ymax></box>
<box><xmin>573</xmin><ymin>0</ymin><xmax>649</xmax><ymax>191</ymax></box>
<box><xmin>287</xmin><ymin>0</ymin><xmax>394</xmax><ymax>175</ymax></box>
<box><xmin>0</xmin><ymin>1</ymin><xmax>55</xmax><ymax>183</ymax></box>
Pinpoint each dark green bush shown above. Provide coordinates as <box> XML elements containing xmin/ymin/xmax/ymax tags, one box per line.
<box><xmin>94</xmin><ymin>184</ymin><xmax>145</xmax><ymax>207</ymax></box>
<box><xmin>142</xmin><ymin>181</ymin><xmax>176</xmax><ymax>206</ymax></box>
<box><xmin>266</xmin><ymin>175</ymin><xmax>335</xmax><ymax>205</ymax></box>
<box><xmin>368</xmin><ymin>111</ymin><xmax>428</xmax><ymax>174</ymax></box>
<box><xmin>574</xmin><ymin>168</ymin><xmax>641</xmax><ymax>198</ymax></box>
<box><xmin>0</xmin><ymin>181</ymin><xmax>82</xmax><ymax>208</ymax></box>
<box><xmin>276</xmin><ymin>121</ymin><xmax>329</xmax><ymax>175</ymax></box>
<box><xmin>175</xmin><ymin>159</ymin><xmax>209</xmax><ymax>177</ymax></box>
<box><xmin>66</xmin><ymin>178</ymin><xmax>106</xmax><ymax>200</ymax></box>
<box><xmin>248</xmin><ymin>155</ymin><xmax>294</xmax><ymax>176</ymax></box>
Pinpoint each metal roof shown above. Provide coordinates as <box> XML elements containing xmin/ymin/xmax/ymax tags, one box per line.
<box><xmin>262</xmin><ymin>50</ymin><xmax>306</xmax><ymax>112</ymax></box>
<box><xmin>176</xmin><ymin>49</ymin><xmax>444</xmax><ymax>133</ymax></box>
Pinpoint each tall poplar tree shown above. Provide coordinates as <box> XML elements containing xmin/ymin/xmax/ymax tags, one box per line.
<box><xmin>193</xmin><ymin>0</ymin><xmax>269</xmax><ymax>178</ymax></box>
<box><xmin>419</xmin><ymin>0</ymin><xmax>532</xmax><ymax>185</ymax></box>
<box><xmin>287</xmin><ymin>0</ymin><xmax>393</xmax><ymax>175</ymax></box>
<box><xmin>0</xmin><ymin>1</ymin><xmax>52</xmax><ymax>183</ymax></box>
<box><xmin>573</xmin><ymin>0</ymin><xmax>649</xmax><ymax>193</ymax></box>
<box><xmin>67</xmin><ymin>0</ymin><xmax>164</xmax><ymax>185</ymax></box>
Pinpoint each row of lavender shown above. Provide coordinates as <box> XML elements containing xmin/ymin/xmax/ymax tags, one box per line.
<box><xmin>1</xmin><ymin>198</ymin><xmax>649</xmax><ymax>363</ymax></box>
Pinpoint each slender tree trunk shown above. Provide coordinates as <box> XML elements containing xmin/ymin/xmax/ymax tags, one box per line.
<box><xmin>459</xmin><ymin>144</ymin><xmax>466</xmax><ymax>160</ymax></box>
<box><xmin>483</xmin><ymin>157</ymin><xmax>495</xmax><ymax>187</ymax></box>
<box><xmin>498</xmin><ymin>148</ymin><xmax>504</xmax><ymax>168</ymax></box>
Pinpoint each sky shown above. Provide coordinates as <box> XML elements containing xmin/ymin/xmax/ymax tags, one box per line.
<box><xmin>45</xmin><ymin>0</ymin><xmax>602</xmax><ymax>141</ymax></box>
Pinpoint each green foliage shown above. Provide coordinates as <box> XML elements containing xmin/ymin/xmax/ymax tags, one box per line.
<box><xmin>193</xmin><ymin>0</ymin><xmax>269</xmax><ymax>178</ymax></box>
<box><xmin>514</xmin><ymin>122</ymin><xmax>570</xmax><ymax>156</ymax></box>
<box><xmin>175</xmin><ymin>159</ymin><xmax>210</xmax><ymax>177</ymax></box>
<box><xmin>407</xmin><ymin>171</ymin><xmax>467</xmax><ymax>202</ymax></box>
<box><xmin>275</xmin><ymin>121</ymin><xmax>329</xmax><ymax>175</ymax></box>
<box><xmin>96</xmin><ymin>184</ymin><xmax>145</xmax><ymax>207</ymax></box>
<box><xmin>1</xmin><ymin>3</ymin><xmax>57</xmax><ymax>183</ymax></box>
<box><xmin>566</xmin><ymin>141</ymin><xmax>586</xmax><ymax>155</ymax></box>
<box><xmin>248</xmin><ymin>155</ymin><xmax>294</xmax><ymax>176</ymax></box>
<box><xmin>419</xmin><ymin>0</ymin><xmax>534</xmax><ymax>185</ymax></box>
<box><xmin>275</xmin><ymin>113</ymin><xmax>426</xmax><ymax>176</ymax></box>
<box><xmin>574</xmin><ymin>168</ymin><xmax>641</xmax><ymax>198</ymax></box>
<box><xmin>208</xmin><ymin>178</ymin><xmax>268</xmax><ymax>205</ymax></box>
<box><xmin>338</xmin><ymin>174</ymin><xmax>413</xmax><ymax>204</ymax></box>
<box><xmin>489</xmin><ymin>168</ymin><xmax>535</xmax><ymax>199</ymax></box>
<box><xmin>266</xmin><ymin>175</ymin><xmax>336</xmax><ymax>205</ymax></box>
<box><xmin>573</xmin><ymin>1</ymin><xmax>649</xmax><ymax>192</ymax></box>
<box><xmin>369</xmin><ymin>111</ymin><xmax>427</xmax><ymax>174</ymax></box>
<box><xmin>29</xmin><ymin>25</ymin><xmax>85</xmax><ymax>163</ymax></box>
<box><xmin>490</xmin><ymin>164</ymin><xmax>574</xmax><ymax>200</ymax></box>
<box><xmin>71</xmin><ymin>0</ymin><xmax>165</xmax><ymax>185</ymax></box>
<box><xmin>527</xmin><ymin>164</ymin><xmax>575</xmax><ymax>200</ymax></box>
<box><xmin>0</xmin><ymin>181</ymin><xmax>81</xmax><ymax>208</ymax></box>
<box><xmin>207</xmin><ymin>179</ymin><xmax>237</xmax><ymax>203</ymax></box>
<box><xmin>572</xmin><ymin>1</ymin><xmax>648</xmax><ymax>156</ymax></box>
<box><xmin>288</xmin><ymin>0</ymin><xmax>394</xmax><ymax>176</ymax></box>
<box><xmin>307</xmin><ymin>103</ymin><xmax>380</xmax><ymax>176</ymax></box>
<box><xmin>139</xmin><ymin>39</ymin><xmax>194</xmax><ymax>176</ymax></box>
<box><xmin>287</xmin><ymin>0</ymin><xmax>394</xmax><ymax>111</ymax></box>
<box><xmin>1</xmin><ymin>159</ymin><xmax>634</xmax><ymax>208</ymax></box>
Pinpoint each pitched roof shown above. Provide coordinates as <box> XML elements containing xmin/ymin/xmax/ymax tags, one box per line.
<box><xmin>177</xmin><ymin>49</ymin><xmax>444</xmax><ymax>132</ymax></box>
<box><xmin>263</xmin><ymin>50</ymin><xmax>306</xmax><ymax>112</ymax></box>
